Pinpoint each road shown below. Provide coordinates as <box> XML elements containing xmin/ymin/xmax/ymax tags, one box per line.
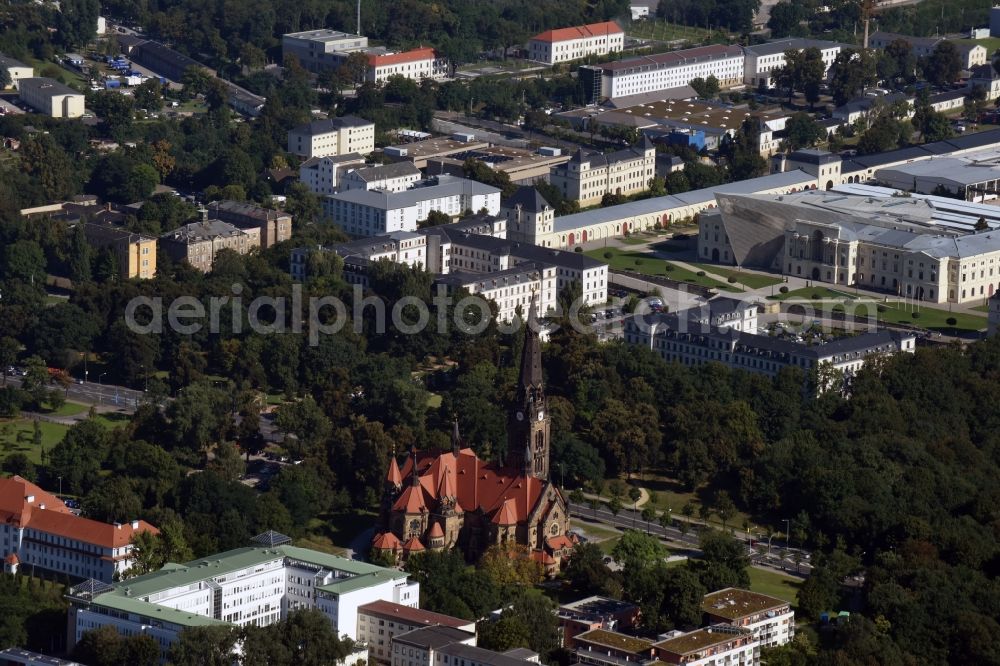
<box><xmin>568</xmin><ymin>500</ymin><xmax>814</xmax><ymax>576</ymax></box>
<box><xmin>4</xmin><ymin>375</ymin><xmax>146</xmax><ymax>411</ymax></box>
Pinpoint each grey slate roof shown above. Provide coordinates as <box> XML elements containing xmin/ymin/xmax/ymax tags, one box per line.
<box><xmin>503</xmin><ymin>185</ymin><xmax>551</xmax><ymax>213</ymax></box>
<box><xmin>744</xmin><ymin>38</ymin><xmax>847</xmax><ymax>57</ymax></box>
<box><xmin>350</xmin><ymin>161</ymin><xmax>421</xmax><ymax>182</ymax></box>
<box><xmin>161</xmin><ymin>219</ymin><xmax>246</xmax><ymax>243</ymax></box>
<box><xmin>18</xmin><ymin>77</ymin><xmax>80</xmax><ymax>99</ymax></box>
<box><xmin>327</xmin><ymin>176</ymin><xmax>499</xmax><ymax>209</ymax></box>
<box><xmin>0</xmin><ymin>53</ymin><xmax>29</xmax><ymax>69</ymax></box>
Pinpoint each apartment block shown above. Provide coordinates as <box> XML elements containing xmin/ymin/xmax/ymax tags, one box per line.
<box><xmin>207</xmin><ymin>200</ymin><xmax>292</xmax><ymax>248</ymax></box>
<box><xmin>358</xmin><ymin>600</ymin><xmax>475</xmax><ymax>664</ymax></box>
<box><xmin>299</xmin><ymin>153</ymin><xmax>367</xmax><ymax>195</ymax></box>
<box><xmin>67</xmin><ymin>534</ymin><xmax>419</xmax><ymax>662</ymax></box>
<box><xmin>550</xmin><ymin>136</ymin><xmax>656</xmax><ymax>206</ymax></box>
<box><xmin>287</xmin><ymin>116</ymin><xmax>376</xmax><ymax>158</ymax></box>
<box><xmin>702</xmin><ymin>588</ymin><xmax>795</xmax><ymax>648</ymax></box>
<box><xmin>653</xmin><ymin>626</ymin><xmax>758</xmax><ymax>666</ymax></box>
<box><xmin>528</xmin><ymin>21</ymin><xmax>624</xmax><ymax>65</ymax></box>
<box><xmin>435</xmin><ymin>262</ymin><xmax>557</xmax><ymax>323</ymax></box>
<box><xmin>0</xmin><ymin>476</ymin><xmax>157</xmax><ymax>583</ymax></box>
<box><xmin>18</xmin><ymin>77</ymin><xmax>85</xmax><ymax>118</ymax></box>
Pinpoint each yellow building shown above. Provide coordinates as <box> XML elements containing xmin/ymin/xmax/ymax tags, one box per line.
<box><xmin>550</xmin><ymin>137</ymin><xmax>657</xmax><ymax>206</ymax></box>
<box><xmin>83</xmin><ymin>223</ymin><xmax>157</xmax><ymax>279</ymax></box>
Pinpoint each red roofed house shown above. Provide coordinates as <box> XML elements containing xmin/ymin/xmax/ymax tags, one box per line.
<box><xmin>0</xmin><ymin>475</ymin><xmax>157</xmax><ymax>582</ymax></box>
<box><xmin>374</xmin><ymin>300</ymin><xmax>570</xmax><ymax>572</ymax></box>
<box><xmin>366</xmin><ymin>47</ymin><xmax>446</xmax><ymax>84</ymax></box>
<box><xmin>528</xmin><ymin>21</ymin><xmax>624</xmax><ymax>65</ymax></box>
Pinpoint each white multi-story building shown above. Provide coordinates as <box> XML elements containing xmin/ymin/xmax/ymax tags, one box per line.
<box><xmin>435</xmin><ymin>262</ymin><xmax>557</xmax><ymax>322</ymax></box>
<box><xmin>527</xmin><ymin>21</ymin><xmax>624</xmax><ymax>65</ymax></box>
<box><xmin>743</xmin><ymin>38</ymin><xmax>844</xmax><ymax>88</ymax></box>
<box><xmin>323</xmin><ymin>176</ymin><xmax>501</xmax><ymax>237</ymax></box>
<box><xmin>67</xmin><ymin>535</ymin><xmax>419</xmax><ymax>662</ymax></box>
<box><xmin>299</xmin><ymin>153</ymin><xmax>367</xmax><ymax>195</ymax></box>
<box><xmin>551</xmin><ymin>137</ymin><xmax>657</xmax><ymax>206</ymax></box>
<box><xmin>579</xmin><ymin>45</ymin><xmax>746</xmax><ymax>101</ymax></box>
<box><xmin>702</xmin><ymin>589</ymin><xmax>795</xmax><ymax>648</ymax></box>
<box><xmin>287</xmin><ymin>116</ymin><xmax>376</xmax><ymax>159</ymax></box>
<box><xmin>869</xmin><ymin>32</ymin><xmax>987</xmax><ymax>70</ymax></box>
<box><xmin>0</xmin><ymin>476</ymin><xmax>157</xmax><ymax>583</ymax></box>
<box><xmin>290</xmin><ymin>230</ymin><xmax>428</xmax><ymax>282</ymax></box>
<box><xmin>0</xmin><ymin>53</ymin><xmax>33</xmax><ymax>89</ymax></box>
<box><xmin>341</xmin><ymin>162</ymin><xmax>423</xmax><ymax>193</ymax></box>
<box><xmin>357</xmin><ymin>600</ymin><xmax>475</xmax><ymax>664</ymax></box>
<box><xmin>18</xmin><ymin>77</ymin><xmax>85</xmax><ymax>118</ymax></box>
<box><xmin>366</xmin><ymin>48</ymin><xmax>445</xmax><ymax>83</ymax></box>
<box><xmin>654</xmin><ymin>626</ymin><xmax>759</xmax><ymax>666</ymax></box>
<box><xmin>282</xmin><ymin>29</ymin><xmax>371</xmax><ymax>74</ymax></box>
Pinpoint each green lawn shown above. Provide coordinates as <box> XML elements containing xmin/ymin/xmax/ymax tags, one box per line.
<box><xmin>584</xmin><ymin>248</ymin><xmax>740</xmax><ymax>291</ymax></box>
<box><xmin>625</xmin><ymin>19</ymin><xmax>712</xmax><ymax>43</ymax></box>
<box><xmin>571</xmin><ymin>518</ymin><xmax>622</xmax><ymax>542</ymax></box>
<box><xmin>793</xmin><ymin>299</ymin><xmax>987</xmax><ymax>333</ymax></box>
<box><xmin>767</xmin><ymin>286</ymin><xmax>855</xmax><ymax>301</ymax></box>
<box><xmin>957</xmin><ymin>37</ymin><xmax>1000</xmax><ymax>53</ymax></box>
<box><xmin>45</xmin><ymin>401</ymin><xmax>88</xmax><ymax>417</ymax></box>
<box><xmin>972</xmin><ymin>304</ymin><xmax>990</xmax><ymax>313</ymax></box>
<box><xmin>91</xmin><ymin>412</ymin><xmax>131</xmax><ymax>430</ymax></box>
<box><xmin>748</xmin><ymin>567</ymin><xmax>803</xmax><ymax>606</ymax></box>
<box><xmin>0</xmin><ymin>419</ymin><xmax>70</xmax><ymax>465</ymax></box>
<box><xmin>426</xmin><ymin>393</ymin><xmax>443</xmax><ymax>408</ymax></box>
<box><xmin>299</xmin><ymin>510</ymin><xmax>378</xmax><ymax>555</ymax></box>
<box><xmin>688</xmin><ymin>263</ymin><xmax>784</xmax><ymax>289</ymax></box>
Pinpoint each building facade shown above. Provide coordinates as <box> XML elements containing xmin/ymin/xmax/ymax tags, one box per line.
<box><xmin>742</xmin><ymin>39</ymin><xmax>844</xmax><ymax>88</ymax></box>
<box><xmin>653</xmin><ymin>626</ymin><xmax>758</xmax><ymax>666</ymax></box>
<box><xmin>341</xmin><ymin>162</ymin><xmax>423</xmax><ymax>193</ymax></box>
<box><xmin>299</xmin><ymin>154</ymin><xmax>367</xmax><ymax>195</ymax></box>
<box><xmin>159</xmin><ymin>219</ymin><xmax>260</xmax><ymax>272</ymax></box>
<box><xmin>503</xmin><ymin>186</ymin><xmax>556</xmax><ymax>247</ymax></box>
<box><xmin>435</xmin><ymin>262</ymin><xmax>558</xmax><ymax>323</ymax></box>
<box><xmin>207</xmin><ymin>200</ymin><xmax>292</xmax><ymax>248</ymax></box>
<box><xmin>83</xmin><ymin>223</ymin><xmax>157</xmax><ymax>279</ymax></box>
<box><xmin>18</xmin><ymin>78</ymin><xmax>85</xmax><ymax>118</ymax></box>
<box><xmin>67</xmin><ymin>538</ymin><xmax>419</xmax><ymax>661</ymax></box>
<box><xmin>528</xmin><ymin>21</ymin><xmax>624</xmax><ymax>65</ymax></box>
<box><xmin>366</xmin><ymin>48</ymin><xmax>444</xmax><ymax>83</ymax></box>
<box><xmin>357</xmin><ymin>600</ymin><xmax>475</xmax><ymax>664</ymax></box>
<box><xmin>373</xmin><ymin>304</ymin><xmax>571</xmax><ymax>568</ymax></box>
<box><xmin>0</xmin><ymin>53</ymin><xmax>33</xmax><ymax>89</ymax></box>
<box><xmin>323</xmin><ymin>176</ymin><xmax>501</xmax><ymax>237</ymax></box>
<box><xmin>0</xmin><ymin>476</ymin><xmax>157</xmax><ymax>583</ymax></box>
<box><xmin>288</xmin><ymin>116</ymin><xmax>376</xmax><ymax>159</ymax></box>
<box><xmin>580</xmin><ymin>45</ymin><xmax>745</xmax><ymax>100</ymax></box>
<box><xmin>550</xmin><ymin>137</ymin><xmax>657</xmax><ymax>206</ymax></box>
<box><xmin>282</xmin><ymin>29</ymin><xmax>370</xmax><ymax>73</ymax></box>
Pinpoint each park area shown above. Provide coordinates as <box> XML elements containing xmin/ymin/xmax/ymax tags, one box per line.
<box><xmin>584</xmin><ymin>248</ymin><xmax>742</xmax><ymax>292</ymax></box>
<box><xmin>0</xmin><ymin>402</ymin><xmax>131</xmax><ymax>466</ymax></box>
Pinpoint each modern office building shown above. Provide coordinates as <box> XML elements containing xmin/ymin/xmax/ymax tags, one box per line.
<box><xmin>0</xmin><ymin>476</ymin><xmax>157</xmax><ymax>583</ymax></box>
<box><xmin>17</xmin><ymin>78</ymin><xmax>85</xmax><ymax>118</ymax></box>
<box><xmin>67</xmin><ymin>535</ymin><xmax>419</xmax><ymax>661</ymax></box>
<box><xmin>282</xmin><ymin>29</ymin><xmax>371</xmax><ymax>73</ymax></box>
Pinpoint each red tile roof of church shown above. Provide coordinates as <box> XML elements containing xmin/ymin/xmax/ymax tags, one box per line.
<box><xmin>372</xmin><ymin>532</ymin><xmax>402</xmax><ymax>550</ymax></box>
<box><xmin>493</xmin><ymin>498</ymin><xmax>519</xmax><ymax>526</ymax></box>
<box><xmin>392</xmin><ymin>484</ymin><xmax>430</xmax><ymax>514</ymax></box>
<box><xmin>398</xmin><ymin>448</ymin><xmax>546</xmax><ymax>525</ymax></box>
<box><xmin>428</xmin><ymin>522</ymin><xmax>444</xmax><ymax>538</ymax></box>
<box><xmin>402</xmin><ymin>536</ymin><xmax>425</xmax><ymax>552</ymax></box>
<box><xmin>386</xmin><ymin>457</ymin><xmax>402</xmax><ymax>486</ymax></box>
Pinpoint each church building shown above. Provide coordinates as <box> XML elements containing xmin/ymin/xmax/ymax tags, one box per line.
<box><xmin>372</xmin><ymin>302</ymin><xmax>573</xmax><ymax>573</ymax></box>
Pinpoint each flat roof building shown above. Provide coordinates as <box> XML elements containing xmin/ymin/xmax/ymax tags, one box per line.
<box><xmin>288</xmin><ymin>116</ymin><xmax>376</xmax><ymax>159</ymax></box>
<box><xmin>0</xmin><ymin>53</ymin><xmax>33</xmax><ymax>90</ymax></box>
<box><xmin>18</xmin><ymin>77</ymin><xmax>84</xmax><ymax>118</ymax></box>
<box><xmin>358</xmin><ymin>600</ymin><xmax>475</xmax><ymax>664</ymax></box>
<box><xmin>282</xmin><ymin>29</ymin><xmax>371</xmax><ymax>73</ymax></box>
<box><xmin>702</xmin><ymin>588</ymin><xmax>795</xmax><ymax>648</ymax></box>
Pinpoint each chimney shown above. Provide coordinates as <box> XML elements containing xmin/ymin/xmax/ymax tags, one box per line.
<box><xmin>105</xmin><ymin>202</ymin><xmax>112</xmax><ymax>212</ymax></box>
<box><xmin>39</xmin><ymin>504</ymin><xmax>45</xmax><ymax>510</ymax></box>
<box><xmin>114</xmin><ymin>522</ymin><xmax>122</xmax><ymax>530</ymax></box>
<box><xmin>25</xmin><ymin>495</ymin><xmax>34</xmax><ymax>504</ymax></box>
<box><xmin>131</xmin><ymin>520</ymin><xmax>139</xmax><ymax>529</ymax></box>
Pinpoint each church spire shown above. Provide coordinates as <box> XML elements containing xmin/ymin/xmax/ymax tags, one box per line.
<box><xmin>451</xmin><ymin>417</ymin><xmax>461</xmax><ymax>455</ymax></box>
<box><xmin>409</xmin><ymin>445</ymin><xmax>419</xmax><ymax>487</ymax></box>
<box><xmin>518</xmin><ymin>297</ymin><xmax>543</xmax><ymax>395</ymax></box>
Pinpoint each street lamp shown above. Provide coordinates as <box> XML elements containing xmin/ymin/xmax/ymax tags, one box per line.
<box><xmin>57</xmin><ymin>476</ymin><xmax>62</xmax><ymax>496</ymax></box>
<box><xmin>783</xmin><ymin>518</ymin><xmax>791</xmax><ymax>549</ymax></box>
<box><xmin>99</xmin><ymin>372</ymin><xmax>107</xmax><ymax>386</ymax></box>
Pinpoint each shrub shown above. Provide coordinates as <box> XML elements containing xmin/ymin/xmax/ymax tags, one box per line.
<box><xmin>911</xmin><ymin>311</ymin><xmax>920</xmax><ymax>319</ymax></box>
<box><xmin>634</xmin><ymin>258</ymin><xmax>643</xmax><ymax>265</ymax></box>
<box><xmin>779</xmin><ymin>286</ymin><xmax>789</xmax><ymax>294</ymax></box>
<box><xmin>574</xmin><ymin>247</ymin><xmax>583</xmax><ymax>253</ymax></box>
<box><xmin>696</xmin><ymin>271</ymin><xmax>706</xmax><ymax>277</ymax></box>
<box><xmin>877</xmin><ymin>305</ymin><xmax>887</xmax><ymax>313</ymax></box>
<box><xmin>603</xmin><ymin>251</ymin><xmax>613</xmax><ymax>259</ymax></box>
<box><xmin>665</xmin><ymin>264</ymin><xmax>675</xmax><ymax>272</ymax></box>
<box><xmin>727</xmin><ymin>276</ymin><xmax>737</xmax><ymax>283</ymax></box>
<box><xmin>811</xmin><ymin>293</ymin><xmax>821</xmax><ymax>299</ymax></box>
<box><xmin>946</xmin><ymin>317</ymin><xmax>957</xmax><ymax>326</ymax></box>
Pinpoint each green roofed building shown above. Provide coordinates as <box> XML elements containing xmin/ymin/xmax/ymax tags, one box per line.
<box><xmin>66</xmin><ymin>533</ymin><xmax>419</xmax><ymax>662</ymax></box>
